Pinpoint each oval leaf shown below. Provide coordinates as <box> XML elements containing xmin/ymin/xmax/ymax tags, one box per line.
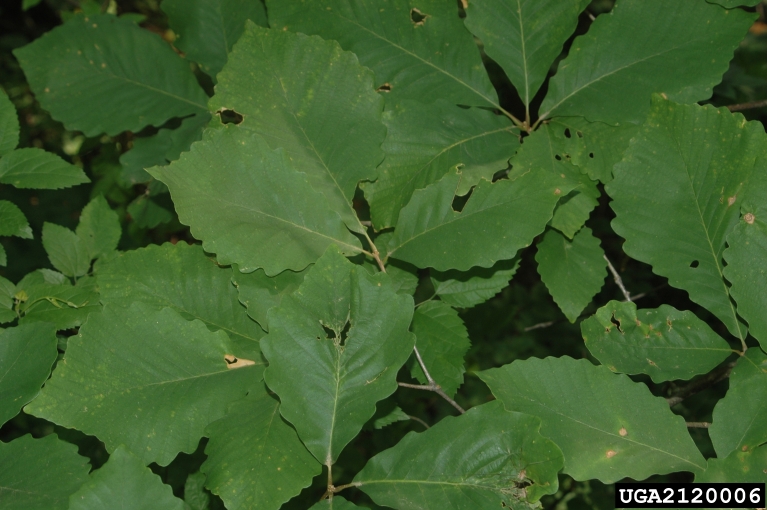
<box><xmin>0</xmin><ymin>148</ymin><xmax>89</xmax><ymax>189</ymax></box>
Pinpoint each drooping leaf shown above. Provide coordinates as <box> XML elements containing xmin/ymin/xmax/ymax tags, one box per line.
<box><xmin>372</xmin><ymin>405</ymin><xmax>410</xmax><ymax>429</ymax></box>
<box><xmin>479</xmin><ymin>356</ymin><xmax>707</xmax><ymax>482</ymax></box>
<box><xmin>464</xmin><ymin>0</ymin><xmax>590</xmax><ymax>106</ymax></box>
<box><xmin>388</xmin><ymin>167</ymin><xmax>575</xmax><ymax>271</ymax></box>
<box><xmin>408</xmin><ymin>301</ymin><xmax>470</xmax><ymax>397</ymax></box>
<box><xmin>0</xmin><ymin>200</ymin><xmax>32</xmax><ymax>239</ymax></box>
<box><xmin>261</xmin><ymin>247</ymin><xmax>415</xmax><ymax>465</ymax></box>
<box><xmin>68</xmin><ymin>446</ymin><xmax>186</xmax><ymax>510</ymax></box>
<box><xmin>126</xmin><ymin>196</ymin><xmax>173</xmax><ymax>229</ymax></box>
<box><xmin>25</xmin><ymin>304</ymin><xmax>263</xmax><ymax>466</ymax></box>
<box><xmin>210</xmin><ymin>24</ymin><xmax>385</xmax><ymax>232</ymax></box>
<box><xmin>309</xmin><ymin>496</ymin><xmax>360</xmax><ymax>510</ymax></box>
<box><xmin>709</xmin><ymin>348</ymin><xmax>767</xmax><ymax>458</ymax></box>
<box><xmin>0</xmin><ymin>148</ymin><xmax>89</xmax><ymax>189</ymax></box>
<box><xmin>607</xmin><ymin>98</ymin><xmax>766</xmax><ymax>340</ymax></box>
<box><xmin>0</xmin><ymin>434</ymin><xmax>90</xmax><ymax>510</ymax></box>
<box><xmin>150</xmin><ymin>127</ymin><xmax>364</xmax><ymax>275</ymax></box>
<box><xmin>267</xmin><ymin>0</ymin><xmax>499</xmax><ymax>108</ymax></box>
<box><xmin>18</xmin><ymin>276</ymin><xmax>100</xmax><ymax>330</ymax></box>
<box><xmin>695</xmin><ymin>444</ymin><xmax>767</xmax><ymax>482</ymax></box>
<box><xmin>13</xmin><ymin>14</ymin><xmax>208</xmax><ymax>136</ymax></box>
<box><xmin>363</xmin><ymin>99</ymin><xmax>519</xmax><ymax>229</ymax></box>
<box><xmin>98</xmin><ymin>242</ymin><xmax>264</xmax><ymax>358</ymax></box>
<box><xmin>162</xmin><ymin>0</ymin><xmax>267</xmax><ymax>79</ymax></box>
<box><xmin>202</xmin><ymin>384</ymin><xmax>322</xmax><ymax>510</ymax></box>
<box><xmin>0</xmin><ymin>323</ymin><xmax>58</xmax><ymax>426</ymax></box>
<box><xmin>42</xmin><ymin>222</ymin><xmax>90</xmax><ymax>278</ymax></box>
<box><xmin>582</xmin><ymin>301</ymin><xmax>733</xmax><ymax>382</ymax></box>
<box><xmin>0</xmin><ymin>275</ymin><xmax>14</xmax><ymax>323</ymax></box>
<box><xmin>231</xmin><ymin>264</ymin><xmax>306</xmax><ymax>331</ymax></box>
<box><xmin>540</xmin><ymin>0</ymin><xmax>753</xmax><ymax>124</ymax></box>
<box><xmin>76</xmin><ymin>195</ymin><xmax>120</xmax><ymax>260</ymax></box>
<box><xmin>536</xmin><ymin>227</ymin><xmax>606</xmax><ymax>322</ymax></box>
<box><xmin>431</xmin><ymin>258</ymin><xmax>519</xmax><ymax>309</ymax></box>
<box><xmin>0</xmin><ymin>88</ymin><xmax>19</xmax><ymax>156</ymax></box>
<box><xmin>354</xmin><ymin>401</ymin><xmax>563</xmax><ymax>508</ymax></box>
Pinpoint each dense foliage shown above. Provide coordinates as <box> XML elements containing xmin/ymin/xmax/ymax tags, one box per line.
<box><xmin>1</xmin><ymin>0</ymin><xmax>766</xmax><ymax>509</ymax></box>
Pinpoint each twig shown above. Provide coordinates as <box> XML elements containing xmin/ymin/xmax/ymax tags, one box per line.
<box><xmin>727</xmin><ymin>99</ymin><xmax>767</xmax><ymax>112</ymax></box>
<box><xmin>399</xmin><ymin>346</ymin><xmax>466</xmax><ymax>414</ymax></box>
<box><xmin>667</xmin><ymin>362</ymin><xmax>736</xmax><ymax>407</ymax></box>
<box><xmin>524</xmin><ymin>320</ymin><xmax>555</xmax><ymax>332</ymax></box>
<box><xmin>604</xmin><ymin>254</ymin><xmax>632</xmax><ymax>301</ymax></box>
<box><xmin>686</xmin><ymin>422</ymin><xmax>710</xmax><ymax>428</ymax></box>
<box><xmin>408</xmin><ymin>415</ymin><xmax>430</xmax><ymax>429</ymax></box>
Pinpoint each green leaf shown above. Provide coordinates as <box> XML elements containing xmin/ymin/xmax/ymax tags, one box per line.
<box><xmin>363</xmin><ymin>258</ymin><xmax>419</xmax><ymax>296</ymax></box>
<box><xmin>0</xmin><ymin>275</ymin><xmax>14</xmax><ymax>323</ymax></box>
<box><xmin>309</xmin><ymin>496</ymin><xmax>360</xmax><ymax>510</ymax></box>
<box><xmin>98</xmin><ymin>242</ymin><xmax>264</xmax><ymax>358</ymax></box>
<box><xmin>202</xmin><ymin>384</ymin><xmax>322</xmax><ymax>510</ymax></box>
<box><xmin>464</xmin><ymin>0</ymin><xmax>589</xmax><ymax>106</ymax></box>
<box><xmin>183</xmin><ymin>472</ymin><xmax>210</xmax><ymax>510</ymax></box>
<box><xmin>261</xmin><ymin>247</ymin><xmax>415</xmax><ymax>465</ymax></box>
<box><xmin>388</xmin><ymin>168</ymin><xmax>575</xmax><ymax>271</ymax></box>
<box><xmin>210</xmin><ymin>24</ymin><xmax>385</xmax><ymax>233</ymax></box>
<box><xmin>695</xmin><ymin>444</ymin><xmax>767</xmax><ymax>482</ymax></box>
<box><xmin>431</xmin><ymin>258</ymin><xmax>519</xmax><ymax>309</ymax></box>
<box><xmin>536</xmin><ymin>227</ymin><xmax>606</xmax><ymax>322</ymax></box>
<box><xmin>372</xmin><ymin>405</ymin><xmax>410</xmax><ymax>429</ymax></box>
<box><xmin>540</xmin><ymin>0</ymin><xmax>753</xmax><ymax>124</ymax></box>
<box><xmin>479</xmin><ymin>356</ymin><xmax>707</xmax><ymax>482</ymax></box>
<box><xmin>127</xmin><ymin>196</ymin><xmax>173</xmax><ymax>228</ymax></box>
<box><xmin>0</xmin><ymin>434</ymin><xmax>89</xmax><ymax>510</ymax></box>
<box><xmin>709</xmin><ymin>348</ymin><xmax>767</xmax><ymax>458</ymax></box>
<box><xmin>550</xmin><ymin>177</ymin><xmax>600</xmax><ymax>239</ymax></box>
<box><xmin>708</xmin><ymin>0</ymin><xmax>763</xmax><ymax>7</ymax></box>
<box><xmin>231</xmin><ymin>265</ymin><xmax>306</xmax><ymax>331</ymax></box>
<box><xmin>0</xmin><ymin>148</ymin><xmax>89</xmax><ymax>189</ymax></box>
<box><xmin>25</xmin><ymin>304</ymin><xmax>263</xmax><ymax>465</ymax></box>
<box><xmin>18</xmin><ymin>276</ymin><xmax>100</xmax><ymax>330</ymax></box>
<box><xmin>162</xmin><ymin>0</ymin><xmax>267</xmax><ymax>78</ymax></box>
<box><xmin>267</xmin><ymin>0</ymin><xmax>499</xmax><ymax>108</ymax></box>
<box><xmin>22</xmin><ymin>0</ymin><xmax>43</xmax><ymax>10</ymax></box>
<box><xmin>76</xmin><ymin>195</ymin><xmax>120</xmax><ymax>260</ymax></box>
<box><xmin>408</xmin><ymin>301</ymin><xmax>470</xmax><ymax>397</ymax></box>
<box><xmin>0</xmin><ymin>88</ymin><xmax>19</xmax><ymax>156</ymax></box>
<box><xmin>0</xmin><ymin>323</ymin><xmax>58</xmax><ymax>426</ymax></box>
<box><xmin>354</xmin><ymin>401</ymin><xmax>563</xmax><ymax>507</ymax></box>
<box><xmin>607</xmin><ymin>98</ymin><xmax>765</xmax><ymax>340</ymax></box>
<box><xmin>0</xmin><ymin>200</ymin><xmax>32</xmax><ymax>239</ymax></box>
<box><xmin>582</xmin><ymin>301</ymin><xmax>733</xmax><ymax>382</ymax></box>
<box><xmin>363</xmin><ymin>99</ymin><xmax>519</xmax><ymax>229</ymax></box>
<box><xmin>0</xmin><ymin>244</ymin><xmax>6</xmax><ymax>266</ymax></box>
<box><xmin>42</xmin><ymin>222</ymin><xmax>90</xmax><ymax>278</ymax></box>
<box><xmin>13</xmin><ymin>14</ymin><xmax>208</xmax><ymax>137</ymax></box>
<box><xmin>68</xmin><ymin>446</ymin><xmax>186</xmax><ymax>510</ymax></box>
<box><xmin>150</xmin><ymin>127</ymin><xmax>364</xmax><ymax>275</ymax></box>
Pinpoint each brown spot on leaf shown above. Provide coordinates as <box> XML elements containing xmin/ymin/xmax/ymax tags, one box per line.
<box><xmin>224</xmin><ymin>354</ymin><xmax>256</xmax><ymax>369</ymax></box>
<box><xmin>647</xmin><ymin>359</ymin><xmax>657</xmax><ymax>367</ymax></box>
<box><xmin>606</xmin><ymin>450</ymin><xmax>617</xmax><ymax>458</ymax></box>
<box><xmin>743</xmin><ymin>445</ymin><xmax>749</xmax><ymax>452</ymax></box>
<box><xmin>728</xmin><ymin>195</ymin><xmax>737</xmax><ymax>206</ymax></box>
<box><xmin>517</xmin><ymin>469</ymin><xmax>526</xmax><ymax>480</ymax></box>
<box><xmin>619</xmin><ymin>427</ymin><xmax>627</xmax><ymax>436</ymax></box>
<box><xmin>554</xmin><ymin>188</ymin><xmax>561</xmax><ymax>195</ymax></box>
<box><xmin>745</xmin><ymin>213</ymin><xmax>755</xmax><ymax>224</ymax></box>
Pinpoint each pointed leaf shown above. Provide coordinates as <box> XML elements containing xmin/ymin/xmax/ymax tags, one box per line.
<box><xmin>0</xmin><ymin>434</ymin><xmax>90</xmax><ymax>510</ymax></box>
<box><xmin>536</xmin><ymin>227</ymin><xmax>606</xmax><ymax>322</ymax></box>
<box><xmin>19</xmin><ymin>276</ymin><xmax>100</xmax><ymax>330</ymax></box>
<box><xmin>550</xmin><ymin>176</ymin><xmax>600</xmax><ymax>239</ymax></box>
<box><xmin>76</xmin><ymin>195</ymin><xmax>120</xmax><ymax>260</ymax></box>
<box><xmin>150</xmin><ymin>127</ymin><xmax>363</xmax><ymax>275</ymax></box>
<box><xmin>709</xmin><ymin>348</ymin><xmax>767</xmax><ymax>458</ymax></box>
<box><xmin>25</xmin><ymin>304</ymin><xmax>263</xmax><ymax>465</ymax></box>
<box><xmin>388</xmin><ymin>167</ymin><xmax>576</xmax><ymax>271</ymax></box>
<box><xmin>231</xmin><ymin>265</ymin><xmax>306</xmax><ymax>331</ymax></box>
<box><xmin>464</xmin><ymin>0</ymin><xmax>590</xmax><ymax>106</ymax></box>
<box><xmin>42</xmin><ymin>222</ymin><xmax>90</xmax><ymax>278</ymax></box>
<box><xmin>431</xmin><ymin>258</ymin><xmax>519</xmax><ymax>309</ymax></box>
<box><xmin>162</xmin><ymin>0</ymin><xmax>267</xmax><ymax>78</ymax></box>
<box><xmin>582</xmin><ymin>301</ymin><xmax>733</xmax><ymax>382</ymax></box>
<box><xmin>0</xmin><ymin>88</ymin><xmax>19</xmax><ymax>156</ymax></box>
<box><xmin>0</xmin><ymin>323</ymin><xmax>58</xmax><ymax>426</ymax></box>
<box><xmin>354</xmin><ymin>401</ymin><xmax>563</xmax><ymax>508</ymax></box>
<box><xmin>0</xmin><ymin>275</ymin><xmax>14</xmax><ymax>323</ymax></box>
<box><xmin>695</xmin><ymin>444</ymin><xmax>767</xmax><ymax>482</ymax></box>
<box><xmin>540</xmin><ymin>0</ymin><xmax>753</xmax><ymax>124</ymax></box>
<box><xmin>211</xmin><ymin>24</ymin><xmax>385</xmax><ymax>232</ymax></box>
<box><xmin>408</xmin><ymin>301</ymin><xmax>470</xmax><ymax>397</ymax></box>
<box><xmin>607</xmin><ymin>98</ymin><xmax>766</xmax><ymax>339</ymax></box>
<box><xmin>479</xmin><ymin>356</ymin><xmax>707</xmax><ymax>482</ymax></box>
<box><xmin>98</xmin><ymin>243</ymin><xmax>264</xmax><ymax>358</ymax></box>
<box><xmin>13</xmin><ymin>14</ymin><xmax>208</xmax><ymax>136</ymax></box>
<box><xmin>372</xmin><ymin>405</ymin><xmax>410</xmax><ymax>429</ymax></box>
<box><xmin>261</xmin><ymin>247</ymin><xmax>415</xmax><ymax>465</ymax></box>
<box><xmin>69</xmin><ymin>446</ymin><xmax>185</xmax><ymax>510</ymax></box>
<box><xmin>0</xmin><ymin>148</ymin><xmax>89</xmax><ymax>189</ymax></box>
<box><xmin>267</xmin><ymin>0</ymin><xmax>499</xmax><ymax>108</ymax></box>
<box><xmin>0</xmin><ymin>200</ymin><xmax>32</xmax><ymax>239</ymax></box>
<box><xmin>364</xmin><ymin>99</ymin><xmax>519</xmax><ymax>229</ymax></box>
<box><xmin>202</xmin><ymin>385</ymin><xmax>322</xmax><ymax>510</ymax></box>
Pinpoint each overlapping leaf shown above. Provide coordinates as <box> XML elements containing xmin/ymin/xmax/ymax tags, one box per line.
<box><xmin>202</xmin><ymin>385</ymin><xmax>321</xmax><ymax>510</ymax></box>
<box><xmin>18</xmin><ymin>276</ymin><xmax>99</xmax><ymax>330</ymax></box>
<box><xmin>150</xmin><ymin>127</ymin><xmax>363</xmax><ymax>275</ymax></box>
<box><xmin>695</xmin><ymin>444</ymin><xmax>767</xmax><ymax>482</ymax></box>
<box><xmin>431</xmin><ymin>258</ymin><xmax>519</xmax><ymax>309</ymax></box>
<box><xmin>480</xmin><ymin>356</ymin><xmax>707</xmax><ymax>482</ymax></box>
<box><xmin>354</xmin><ymin>401</ymin><xmax>563</xmax><ymax>508</ymax></box>
<box><xmin>210</xmin><ymin>24</ymin><xmax>385</xmax><ymax>232</ymax></box>
<box><xmin>0</xmin><ymin>148</ymin><xmax>88</xmax><ymax>189</ymax></box>
<box><xmin>0</xmin><ymin>88</ymin><xmax>19</xmax><ymax>156</ymax></box>
<box><xmin>25</xmin><ymin>304</ymin><xmax>263</xmax><ymax>465</ymax></box>
<box><xmin>42</xmin><ymin>223</ymin><xmax>90</xmax><ymax>278</ymax></box>
<box><xmin>261</xmin><ymin>247</ymin><xmax>415</xmax><ymax>465</ymax></box>
<box><xmin>0</xmin><ymin>200</ymin><xmax>32</xmax><ymax>239</ymax></box>
<box><xmin>582</xmin><ymin>301</ymin><xmax>733</xmax><ymax>382</ymax></box>
<box><xmin>231</xmin><ymin>265</ymin><xmax>306</xmax><ymax>331</ymax></box>
<box><xmin>76</xmin><ymin>195</ymin><xmax>120</xmax><ymax>260</ymax></box>
<box><xmin>126</xmin><ymin>196</ymin><xmax>173</xmax><ymax>229</ymax></box>
<box><xmin>540</xmin><ymin>0</ymin><xmax>753</xmax><ymax>124</ymax></box>
<box><xmin>14</xmin><ymin>14</ymin><xmax>208</xmax><ymax>136</ymax></box>
<box><xmin>608</xmin><ymin>98</ymin><xmax>766</xmax><ymax>340</ymax></box>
